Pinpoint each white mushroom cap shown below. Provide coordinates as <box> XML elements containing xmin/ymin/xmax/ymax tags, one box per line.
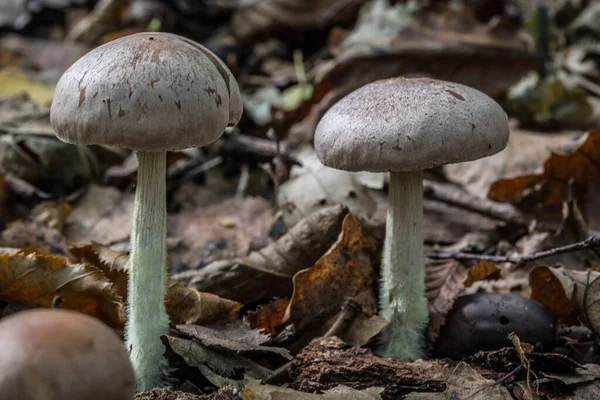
<box><xmin>50</xmin><ymin>32</ymin><xmax>243</xmax><ymax>151</ymax></box>
<box><xmin>314</xmin><ymin>77</ymin><xmax>509</xmax><ymax>172</ymax></box>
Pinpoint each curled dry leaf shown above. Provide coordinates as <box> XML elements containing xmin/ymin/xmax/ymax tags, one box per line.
<box><xmin>284</xmin><ymin>214</ymin><xmax>377</xmax><ymax>332</ymax></box>
<box><xmin>166</xmin><ymin>281</ymin><xmax>241</xmax><ymax>326</ymax></box>
<box><xmin>164</xmin><ymin>336</ymin><xmax>272</xmax><ymax>385</ymax></box>
<box><xmin>0</xmin><ymin>251</ymin><xmax>123</xmax><ymax>327</ymax></box>
<box><xmin>174</xmin><ymin>205</ymin><xmax>348</xmax><ymax>303</ymax></box>
<box><xmin>69</xmin><ymin>243</ymin><xmax>241</xmax><ymax>326</ymax></box>
<box><xmin>176</xmin><ymin>319</ymin><xmax>291</xmax><ymax>359</ymax></box>
<box><xmin>425</xmin><ymin>260</ymin><xmax>468</xmax><ymax>347</ymax></box>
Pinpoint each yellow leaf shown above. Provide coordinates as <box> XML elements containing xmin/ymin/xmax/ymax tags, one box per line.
<box><xmin>0</xmin><ymin>68</ymin><xmax>55</xmax><ymax>105</ymax></box>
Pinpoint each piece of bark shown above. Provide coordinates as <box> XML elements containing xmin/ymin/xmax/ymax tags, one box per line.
<box><xmin>289</xmin><ymin>337</ymin><xmax>451</xmax><ymax>399</ymax></box>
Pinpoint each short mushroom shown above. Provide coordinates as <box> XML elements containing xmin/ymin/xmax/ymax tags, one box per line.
<box><xmin>0</xmin><ymin>309</ymin><xmax>135</xmax><ymax>399</ymax></box>
<box><xmin>50</xmin><ymin>32</ymin><xmax>242</xmax><ymax>389</ymax></box>
<box><xmin>314</xmin><ymin>77</ymin><xmax>509</xmax><ymax>360</ymax></box>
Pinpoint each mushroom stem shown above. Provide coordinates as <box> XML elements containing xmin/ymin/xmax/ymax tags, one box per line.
<box><xmin>126</xmin><ymin>150</ymin><xmax>169</xmax><ymax>390</ymax></box>
<box><xmin>378</xmin><ymin>170</ymin><xmax>428</xmax><ymax>360</ymax></box>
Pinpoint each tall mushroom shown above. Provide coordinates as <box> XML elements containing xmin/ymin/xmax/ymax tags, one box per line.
<box><xmin>50</xmin><ymin>32</ymin><xmax>242</xmax><ymax>390</ymax></box>
<box><xmin>314</xmin><ymin>77</ymin><xmax>509</xmax><ymax>360</ymax></box>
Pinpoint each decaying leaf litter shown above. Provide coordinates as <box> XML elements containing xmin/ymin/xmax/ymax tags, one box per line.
<box><xmin>2</xmin><ymin>0</ymin><xmax>600</xmax><ymax>399</ymax></box>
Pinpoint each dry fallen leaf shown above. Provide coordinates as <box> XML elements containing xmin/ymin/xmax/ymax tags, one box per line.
<box><xmin>240</xmin><ymin>379</ymin><xmax>383</xmax><ymax>400</ymax></box>
<box><xmin>65</xmin><ymin>184</ymin><xmax>134</xmax><ymax>247</ymax></box>
<box><xmin>69</xmin><ymin>242</ymin><xmax>241</xmax><ymax>326</ymax></box>
<box><xmin>489</xmin><ymin>130</ymin><xmax>600</xmax><ymax>226</ymax></box>
<box><xmin>444</xmin><ymin>127</ymin><xmax>581</xmax><ymax>199</ymax></box>
<box><xmin>166</xmin><ymin>281</ymin><xmax>241</xmax><ymax>326</ymax></box>
<box><xmin>465</xmin><ymin>260</ymin><xmax>501</xmax><ymax>288</ymax></box>
<box><xmin>245</xmin><ymin>298</ymin><xmax>289</xmax><ymax>336</ymax></box>
<box><xmin>278</xmin><ymin>146</ymin><xmax>375</xmax><ymax>229</ymax></box>
<box><xmin>0</xmin><ymin>251</ymin><xmax>123</xmax><ymax>327</ymax></box>
<box><xmin>425</xmin><ymin>260</ymin><xmax>469</xmax><ymax>346</ymax></box>
<box><xmin>425</xmin><ymin>258</ymin><xmax>501</xmax><ymax>347</ymax></box>
<box><xmin>164</xmin><ymin>335</ymin><xmax>271</xmax><ymax>385</ymax></box>
<box><xmin>529</xmin><ymin>266</ymin><xmax>600</xmax><ymax>333</ymax></box>
<box><xmin>231</xmin><ymin>0</ymin><xmax>365</xmax><ymax>42</ymax></box>
<box><xmin>405</xmin><ymin>362</ymin><xmax>511</xmax><ymax>400</ymax></box>
<box><xmin>174</xmin><ymin>205</ymin><xmax>348</xmax><ymax>304</ymax></box>
<box><xmin>176</xmin><ymin>319</ymin><xmax>291</xmax><ymax>359</ymax></box>
<box><xmin>168</xmin><ymin>196</ymin><xmax>274</xmax><ymax>270</ymax></box>
<box><xmin>284</xmin><ymin>214</ymin><xmax>377</xmax><ymax>331</ymax></box>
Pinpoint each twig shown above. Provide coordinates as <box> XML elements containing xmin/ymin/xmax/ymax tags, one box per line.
<box><xmin>428</xmin><ymin>236</ymin><xmax>600</xmax><ymax>266</ymax></box>
<box><xmin>423</xmin><ymin>180</ymin><xmax>529</xmax><ymax>226</ymax></box>
<box><xmin>468</xmin><ymin>364</ymin><xmax>523</xmax><ymax>399</ymax></box>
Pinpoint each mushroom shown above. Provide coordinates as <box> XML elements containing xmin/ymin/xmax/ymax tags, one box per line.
<box><xmin>314</xmin><ymin>77</ymin><xmax>509</xmax><ymax>360</ymax></box>
<box><xmin>0</xmin><ymin>309</ymin><xmax>135</xmax><ymax>399</ymax></box>
<box><xmin>50</xmin><ymin>32</ymin><xmax>242</xmax><ymax>389</ymax></box>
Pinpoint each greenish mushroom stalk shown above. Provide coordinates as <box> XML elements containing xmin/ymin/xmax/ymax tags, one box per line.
<box><xmin>313</xmin><ymin>77</ymin><xmax>509</xmax><ymax>361</ymax></box>
<box><xmin>379</xmin><ymin>170</ymin><xmax>428</xmax><ymax>359</ymax></box>
<box><xmin>125</xmin><ymin>151</ymin><xmax>169</xmax><ymax>390</ymax></box>
<box><xmin>50</xmin><ymin>32</ymin><xmax>243</xmax><ymax>390</ymax></box>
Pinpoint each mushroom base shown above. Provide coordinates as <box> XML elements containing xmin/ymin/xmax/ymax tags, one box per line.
<box><xmin>125</xmin><ymin>150</ymin><xmax>170</xmax><ymax>390</ymax></box>
<box><xmin>378</xmin><ymin>170</ymin><xmax>428</xmax><ymax>360</ymax></box>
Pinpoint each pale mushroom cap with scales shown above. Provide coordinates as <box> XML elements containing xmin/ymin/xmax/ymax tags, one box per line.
<box><xmin>314</xmin><ymin>77</ymin><xmax>509</xmax><ymax>172</ymax></box>
<box><xmin>50</xmin><ymin>32</ymin><xmax>243</xmax><ymax>151</ymax></box>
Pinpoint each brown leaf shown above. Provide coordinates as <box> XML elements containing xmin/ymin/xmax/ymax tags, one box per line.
<box><xmin>425</xmin><ymin>260</ymin><xmax>469</xmax><ymax>346</ymax></box>
<box><xmin>445</xmin><ymin>127</ymin><xmax>580</xmax><ymax>199</ymax></box>
<box><xmin>285</xmin><ymin>214</ymin><xmax>377</xmax><ymax>331</ymax></box>
<box><xmin>465</xmin><ymin>260</ymin><xmax>500</xmax><ymax>288</ymax></box>
<box><xmin>166</xmin><ymin>281</ymin><xmax>241</xmax><ymax>325</ymax></box>
<box><xmin>0</xmin><ymin>200</ymin><xmax>71</xmax><ymax>256</ymax></box>
<box><xmin>168</xmin><ymin>196</ymin><xmax>274</xmax><ymax>269</ymax></box>
<box><xmin>529</xmin><ymin>266</ymin><xmax>600</xmax><ymax>322</ymax></box>
<box><xmin>65</xmin><ymin>184</ymin><xmax>134</xmax><ymax>247</ymax></box>
<box><xmin>0</xmin><ymin>221</ymin><xmax>68</xmax><ymax>256</ymax></box>
<box><xmin>69</xmin><ymin>243</ymin><xmax>241</xmax><ymax>326</ymax></box>
<box><xmin>0</xmin><ymin>251</ymin><xmax>123</xmax><ymax>327</ymax></box>
<box><xmin>176</xmin><ymin>319</ymin><xmax>291</xmax><ymax>359</ymax></box>
<box><xmin>245</xmin><ymin>298</ymin><xmax>289</xmax><ymax>336</ymax></box>
<box><xmin>278</xmin><ymin>146</ymin><xmax>375</xmax><ymax>229</ymax></box>
<box><xmin>489</xmin><ymin>130</ymin><xmax>600</xmax><ymax>224</ymax></box>
<box><xmin>173</xmin><ymin>205</ymin><xmax>348</xmax><ymax>303</ymax></box>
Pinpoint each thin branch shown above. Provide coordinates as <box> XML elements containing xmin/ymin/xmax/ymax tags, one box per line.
<box><xmin>428</xmin><ymin>236</ymin><xmax>600</xmax><ymax>266</ymax></box>
<box><xmin>423</xmin><ymin>180</ymin><xmax>529</xmax><ymax>226</ymax></box>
